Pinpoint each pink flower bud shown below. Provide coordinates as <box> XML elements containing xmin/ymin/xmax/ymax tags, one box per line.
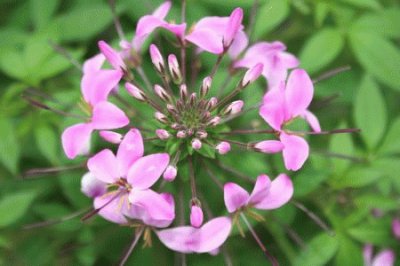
<box><xmin>155</xmin><ymin>112</ymin><xmax>168</xmax><ymax>123</ymax></box>
<box><xmin>393</xmin><ymin>218</ymin><xmax>400</xmax><ymax>240</ymax></box>
<box><xmin>177</xmin><ymin>130</ymin><xmax>187</xmax><ymax>138</ymax></box>
<box><xmin>150</xmin><ymin>44</ymin><xmax>164</xmax><ymax>72</ymax></box>
<box><xmin>207</xmin><ymin>97</ymin><xmax>218</xmax><ymax>109</ymax></box>
<box><xmin>168</xmin><ymin>54</ymin><xmax>181</xmax><ymax>82</ymax></box>
<box><xmin>163</xmin><ymin>165</ymin><xmax>177</xmax><ymax>181</ymax></box>
<box><xmin>196</xmin><ymin>130</ymin><xmax>208</xmax><ymax>139</ymax></box>
<box><xmin>201</xmin><ymin>76</ymin><xmax>212</xmax><ymax>97</ymax></box>
<box><xmin>156</xmin><ymin>129</ymin><xmax>170</xmax><ymax>140</ymax></box>
<box><xmin>242</xmin><ymin>63</ymin><xmax>264</xmax><ymax>86</ymax></box>
<box><xmin>81</xmin><ymin>172</ymin><xmax>107</xmax><ymax>198</ymax></box>
<box><xmin>216</xmin><ymin>141</ymin><xmax>231</xmax><ymax>155</ymax></box>
<box><xmin>125</xmin><ymin>82</ymin><xmax>146</xmax><ymax>101</ymax></box>
<box><xmin>190</xmin><ymin>205</ymin><xmax>204</xmax><ymax>228</ymax></box>
<box><xmin>99</xmin><ymin>131</ymin><xmax>122</xmax><ymax>144</ymax></box>
<box><xmin>226</xmin><ymin>100</ymin><xmax>244</xmax><ymax>115</ymax></box>
<box><xmin>191</xmin><ymin>138</ymin><xmax>202</xmax><ymax>150</ymax></box>
<box><xmin>223</xmin><ymin>8</ymin><xmax>243</xmax><ymax>48</ymax></box>
<box><xmin>180</xmin><ymin>84</ymin><xmax>188</xmax><ymax>100</ymax></box>
<box><xmin>208</xmin><ymin>116</ymin><xmax>221</xmax><ymax>126</ymax></box>
<box><xmin>154</xmin><ymin>84</ymin><xmax>170</xmax><ymax>102</ymax></box>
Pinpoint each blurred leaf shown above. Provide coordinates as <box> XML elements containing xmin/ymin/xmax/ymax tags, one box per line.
<box><xmin>294</xmin><ymin>233</ymin><xmax>338</xmax><ymax>266</ymax></box>
<box><xmin>0</xmin><ymin>118</ymin><xmax>20</xmax><ymax>174</ymax></box>
<box><xmin>196</xmin><ymin>144</ymin><xmax>215</xmax><ymax>159</ymax></box>
<box><xmin>0</xmin><ymin>48</ymin><xmax>29</xmax><ymax>81</ymax></box>
<box><xmin>354</xmin><ymin>194</ymin><xmax>400</xmax><ymax>212</ymax></box>
<box><xmin>0</xmin><ymin>190</ymin><xmax>37</xmax><ymax>227</ymax></box>
<box><xmin>30</xmin><ymin>0</ymin><xmax>60</xmax><ymax>30</ymax></box>
<box><xmin>335</xmin><ymin>235</ymin><xmax>363</xmax><ymax>266</ymax></box>
<box><xmin>339</xmin><ymin>0</ymin><xmax>381</xmax><ymax>10</ymax></box>
<box><xmin>35</xmin><ymin>123</ymin><xmax>60</xmax><ymax>165</ymax></box>
<box><xmin>314</xmin><ymin>2</ymin><xmax>329</xmax><ymax>27</ymax></box>
<box><xmin>329</xmin><ymin>122</ymin><xmax>354</xmax><ymax>173</ymax></box>
<box><xmin>300</xmin><ymin>28</ymin><xmax>344</xmax><ymax>74</ymax></box>
<box><xmin>54</xmin><ymin>4</ymin><xmax>113</xmax><ymax>42</ymax></box>
<box><xmin>349</xmin><ymin>32</ymin><xmax>400</xmax><ymax>91</ymax></box>
<box><xmin>293</xmin><ymin>168</ymin><xmax>329</xmax><ymax>197</ymax></box>
<box><xmin>195</xmin><ymin>0</ymin><xmax>254</xmax><ymax>8</ymax></box>
<box><xmin>331</xmin><ymin>167</ymin><xmax>383</xmax><ymax>188</ymax></box>
<box><xmin>347</xmin><ymin>219</ymin><xmax>392</xmax><ymax>245</ymax></box>
<box><xmin>379</xmin><ymin>116</ymin><xmax>400</xmax><ymax>155</ymax></box>
<box><xmin>253</xmin><ymin>0</ymin><xmax>289</xmax><ymax>38</ymax></box>
<box><xmin>354</xmin><ymin>76</ymin><xmax>387</xmax><ymax>149</ymax></box>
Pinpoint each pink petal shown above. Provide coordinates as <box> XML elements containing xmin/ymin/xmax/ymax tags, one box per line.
<box><xmin>91</xmin><ymin>101</ymin><xmax>129</xmax><ymax>130</ymax></box>
<box><xmin>161</xmin><ymin>23</ymin><xmax>186</xmax><ymax>38</ymax></box>
<box><xmin>127</xmin><ymin>153</ymin><xmax>169</xmax><ymax>189</ymax></box>
<box><xmin>280</xmin><ymin>133</ymin><xmax>309</xmax><ymax>171</ymax></box>
<box><xmin>152</xmin><ymin>1</ymin><xmax>171</xmax><ymax>18</ymax></box>
<box><xmin>98</xmin><ymin>40</ymin><xmax>126</xmax><ymax>70</ymax></box>
<box><xmin>302</xmin><ymin>110</ymin><xmax>321</xmax><ymax>133</ymax></box>
<box><xmin>194</xmin><ymin>217</ymin><xmax>232</xmax><ymax>253</ymax></box>
<box><xmin>116</xmin><ymin>128</ymin><xmax>144</xmax><ymax>177</ymax></box>
<box><xmin>254</xmin><ymin>140</ymin><xmax>284</xmax><ymax>153</ymax></box>
<box><xmin>81</xmin><ymin>172</ymin><xmax>107</xmax><ymax>198</ymax></box>
<box><xmin>128</xmin><ymin>189</ymin><xmax>175</xmax><ymax>228</ymax></box>
<box><xmin>248</xmin><ymin>174</ymin><xmax>271</xmax><ymax>205</ymax></box>
<box><xmin>372</xmin><ymin>249</ymin><xmax>395</xmax><ymax>266</ymax></box>
<box><xmin>392</xmin><ymin>218</ymin><xmax>400</xmax><ymax>239</ymax></box>
<box><xmin>133</xmin><ymin>16</ymin><xmax>166</xmax><ymax>50</ymax></box>
<box><xmin>285</xmin><ymin>69</ymin><xmax>314</xmax><ymax>118</ymax></box>
<box><xmin>223</xmin><ymin>8</ymin><xmax>243</xmax><ymax>47</ymax></box>
<box><xmin>186</xmin><ymin>29</ymin><xmax>224</xmax><ymax>54</ymax></box>
<box><xmin>223</xmin><ymin>182</ymin><xmax>250</xmax><ymax>213</ymax></box>
<box><xmin>228</xmin><ymin>30</ymin><xmax>248</xmax><ymax>58</ymax></box>
<box><xmin>99</xmin><ymin>130</ymin><xmax>122</xmax><ymax>144</ymax></box>
<box><xmin>260</xmin><ymin>82</ymin><xmax>287</xmax><ymax>130</ymax></box>
<box><xmin>94</xmin><ymin>191</ymin><xmax>129</xmax><ymax>224</ymax></box>
<box><xmin>87</xmin><ymin>149</ymin><xmax>120</xmax><ymax>183</ymax></box>
<box><xmin>83</xmin><ymin>54</ymin><xmax>105</xmax><ymax>73</ymax></box>
<box><xmin>190</xmin><ymin>205</ymin><xmax>204</xmax><ymax>228</ymax></box>
<box><xmin>81</xmin><ymin>69</ymin><xmax>123</xmax><ymax>106</ymax></box>
<box><xmin>156</xmin><ymin>226</ymin><xmax>195</xmax><ymax>253</ymax></box>
<box><xmin>61</xmin><ymin>123</ymin><xmax>93</xmax><ymax>159</ymax></box>
<box><xmin>364</xmin><ymin>245</ymin><xmax>373</xmax><ymax>266</ymax></box>
<box><xmin>253</xmin><ymin>174</ymin><xmax>293</xmax><ymax>210</ymax></box>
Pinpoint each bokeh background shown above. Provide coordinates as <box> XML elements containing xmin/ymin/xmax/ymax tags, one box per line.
<box><xmin>0</xmin><ymin>0</ymin><xmax>399</xmax><ymax>265</ymax></box>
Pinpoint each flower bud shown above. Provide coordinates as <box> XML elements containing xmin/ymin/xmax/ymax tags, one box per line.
<box><xmin>223</xmin><ymin>8</ymin><xmax>243</xmax><ymax>48</ymax></box>
<box><xmin>190</xmin><ymin>205</ymin><xmax>204</xmax><ymax>228</ymax></box>
<box><xmin>150</xmin><ymin>44</ymin><xmax>164</xmax><ymax>73</ymax></box>
<box><xmin>99</xmin><ymin>131</ymin><xmax>122</xmax><ymax>144</ymax></box>
<box><xmin>393</xmin><ymin>218</ymin><xmax>400</xmax><ymax>240</ymax></box>
<box><xmin>191</xmin><ymin>138</ymin><xmax>202</xmax><ymax>150</ymax></box>
<box><xmin>189</xmin><ymin>93</ymin><xmax>197</xmax><ymax>106</ymax></box>
<box><xmin>216</xmin><ymin>141</ymin><xmax>231</xmax><ymax>155</ymax></box>
<box><xmin>125</xmin><ymin>82</ymin><xmax>146</xmax><ymax>101</ymax></box>
<box><xmin>223</xmin><ymin>100</ymin><xmax>244</xmax><ymax>115</ymax></box>
<box><xmin>207</xmin><ymin>116</ymin><xmax>221</xmax><ymax>126</ymax></box>
<box><xmin>206</xmin><ymin>97</ymin><xmax>218</xmax><ymax>110</ymax></box>
<box><xmin>196</xmin><ymin>130</ymin><xmax>208</xmax><ymax>139</ymax></box>
<box><xmin>81</xmin><ymin>172</ymin><xmax>107</xmax><ymax>198</ymax></box>
<box><xmin>163</xmin><ymin>165</ymin><xmax>177</xmax><ymax>182</ymax></box>
<box><xmin>180</xmin><ymin>84</ymin><xmax>188</xmax><ymax>101</ymax></box>
<box><xmin>200</xmin><ymin>76</ymin><xmax>212</xmax><ymax>97</ymax></box>
<box><xmin>154</xmin><ymin>84</ymin><xmax>171</xmax><ymax>102</ymax></box>
<box><xmin>168</xmin><ymin>54</ymin><xmax>182</xmax><ymax>83</ymax></box>
<box><xmin>155</xmin><ymin>112</ymin><xmax>168</xmax><ymax>124</ymax></box>
<box><xmin>171</xmin><ymin>123</ymin><xmax>181</xmax><ymax>130</ymax></box>
<box><xmin>177</xmin><ymin>130</ymin><xmax>187</xmax><ymax>138</ymax></box>
<box><xmin>156</xmin><ymin>129</ymin><xmax>170</xmax><ymax>140</ymax></box>
<box><xmin>242</xmin><ymin>63</ymin><xmax>263</xmax><ymax>87</ymax></box>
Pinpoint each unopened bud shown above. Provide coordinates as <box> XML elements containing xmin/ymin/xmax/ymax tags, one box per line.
<box><xmin>207</xmin><ymin>97</ymin><xmax>218</xmax><ymax>110</ymax></box>
<box><xmin>180</xmin><ymin>84</ymin><xmax>188</xmax><ymax>101</ymax></box>
<box><xmin>187</xmin><ymin>128</ymin><xmax>194</xmax><ymax>136</ymax></box>
<box><xmin>155</xmin><ymin>112</ymin><xmax>168</xmax><ymax>124</ymax></box>
<box><xmin>191</xmin><ymin>138</ymin><xmax>202</xmax><ymax>150</ymax></box>
<box><xmin>242</xmin><ymin>63</ymin><xmax>263</xmax><ymax>87</ymax></box>
<box><xmin>189</xmin><ymin>93</ymin><xmax>197</xmax><ymax>106</ymax></box>
<box><xmin>99</xmin><ymin>131</ymin><xmax>122</xmax><ymax>144</ymax></box>
<box><xmin>208</xmin><ymin>116</ymin><xmax>221</xmax><ymax>126</ymax></box>
<box><xmin>393</xmin><ymin>218</ymin><xmax>400</xmax><ymax>240</ymax></box>
<box><xmin>125</xmin><ymin>82</ymin><xmax>146</xmax><ymax>101</ymax></box>
<box><xmin>171</xmin><ymin>123</ymin><xmax>181</xmax><ymax>130</ymax></box>
<box><xmin>154</xmin><ymin>84</ymin><xmax>171</xmax><ymax>102</ymax></box>
<box><xmin>177</xmin><ymin>130</ymin><xmax>187</xmax><ymax>138</ymax></box>
<box><xmin>156</xmin><ymin>129</ymin><xmax>170</xmax><ymax>140</ymax></box>
<box><xmin>216</xmin><ymin>141</ymin><xmax>231</xmax><ymax>155</ymax></box>
<box><xmin>190</xmin><ymin>205</ymin><xmax>204</xmax><ymax>228</ymax></box>
<box><xmin>150</xmin><ymin>44</ymin><xmax>164</xmax><ymax>73</ymax></box>
<box><xmin>196</xmin><ymin>130</ymin><xmax>208</xmax><ymax>139</ymax></box>
<box><xmin>163</xmin><ymin>165</ymin><xmax>177</xmax><ymax>181</ymax></box>
<box><xmin>223</xmin><ymin>100</ymin><xmax>244</xmax><ymax>115</ymax></box>
<box><xmin>200</xmin><ymin>76</ymin><xmax>212</xmax><ymax>97</ymax></box>
<box><xmin>168</xmin><ymin>54</ymin><xmax>182</xmax><ymax>83</ymax></box>
<box><xmin>223</xmin><ymin>8</ymin><xmax>243</xmax><ymax>48</ymax></box>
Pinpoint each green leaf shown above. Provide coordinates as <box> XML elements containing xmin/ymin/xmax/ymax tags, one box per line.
<box><xmin>254</xmin><ymin>0</ymin><xmax>289</xmax><ymax>38</ymax></box>
<box><xmin>0</xmin><ymin>190</ymin><xmax>38</xmax><ymax>227</ymax></box>
<box><xmin>335</xmin><ymin>235</ymin><xmax>363</xmax><ymax>266</ymax></box>
<box><xmin>339</xmin><ymin>0</ymin><xmax>381</xmax><ymax>10</ymax></box>
<box><xmin>195</xmin><ymin>144</ymin><xmax>216</xmax><ymax>159</ymax></box>
<box><xmin>347</xmin><ymin>219</ymin><xmax>392</xmax><ymax>245</ymax></box>
<box><xmin>0</xmin><ymin>48</ymin><xmax>28</xmax><ymax>81</ymax></box>
<box><xmin>349</xmin><ymin>31</ymin><xmax>400</xmax><ymax>91</ymax></box>
<box><xmin>294</xmin><ymin>233</ymin><xmax>338</xmax><ymax>266</ymax></box>
<box><xmin>30</xmin><ymin>0</ymin><xmax>60</xmax><ymax>30</ymax></box>
<box><xmin>35</xmin><ymin>123</ymin><xmax>60</xmax><ymax>165</ymax></box>
<box><xmin>54</xmin><ymin>4</ymin><xmax>113</xmax><ymax>42</ymax></box>
<box><xmin>314</xmin><ymin>2</ymin><xmax>329</xmax><ymax>27</ymax></box>
<box><xmin>354</xmin><ymin>76</ymin><xmax>387</xmax><ymax>149</ymax></box>
<box><xmin>354</xmin><ymin>194</ymin><xmax>400</xmax><ymax>212</ymax></box>
<box><xmin>331</xmin><ymin>167</ymin><xmax>383</xmax><ymax>188</ymax></box>
<box><xmin>329</xmin><ymin>122</ymin><xmax>354</xmax><ymax>173</ymax></box>
<box><xmin>300</xmin><ymin>28</ymin><xmax>344</xmax><ymax>74</ymax></box>
<box><xmin>379</xmin><ymin>117</ymin><xmax>400</xmax><ymax>155</ymax></box>
<box><xmin>0</xmin><ymin>118</ymin><xmax>20</xmax><ymax>174</ymax></box>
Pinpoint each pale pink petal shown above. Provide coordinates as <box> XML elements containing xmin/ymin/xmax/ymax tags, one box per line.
<box><xmin>161</xmin><ymin>23</ymin><xmax>186</xmax><ymax>38</ymax></box>
<box><xmin>260</xmin><ymin>82</ymin><xmax>287</xmax><ymax>130</ymax></box>
<box><xmin>81</xmin><ymin>69</ymin><xmax>123</xmax><ymax>106</ymax></box>
<box><xmin>285</xmin><ymin>69</ymin><xmax>314</xmax><ymax>118</ymax></box>
<box><xmin>94</xmin><ymin>191</ymin><xmax>129</xmax><ymax>224</ymax></box>
<box><xmin>81</xmin><ymin>172</ymin><xmax>107</xmax><ymax>198</ymax></box>
<box><xmin>127</xmin><ymin>153</ymin><xmax>170</xmax><ymax>189</ymax></box>
<box><xmin>248</xmin><ymin>174</ymin><xmax>271</xmax><ymax>205</ymax></box>
<box><xmin>152</xmin><ymin>1</ymin><xmax>171</xmax><ymax>18</ymax></box>
<box><xmin>99</xmin><ymin>130</ymin><xmax>122</xmax><ymax>144</ymax></box>
<box><xmin>279</xmin><ymin>52</ymin><xmax>300</xmax><ymax>68</ymax></box>
<box><xmin>253</xmin><ymin>174</ymin><xmax>293</xmax><ymax>210</ymax></box>
<box><xmin>116</xmin><ymin>128</ymin><xmax>144</xmax><ymax>177</ymax></box>
<box><xmin>223</xmin><ymin>8</ymin><xmax>243</xmax><ymax>47</ymax></box>
<box><xmin>254</xmin><ymin>140</ymin><xmax>284</xmax><ymax>153</ymax></box>
<box><xmin>87</xmin><ymin>149</ymin><xmax>120</xmax><ymax>183</ymax></box>
<box><xmin>280</xmin><ymin>133</ymin><xmax>309</xmax><ymax>171</ymax></box>
<box><xmin>223</xmin><ymin>182</ymin><xmax>250</xmax><ymax>213</ymax></box>
<box><xmin>228</xmin><ymin>30</ymin><xmax>248</xmax><ymax>58</ymax></box>
<box><xmin>372</xmin><ymin>249</ymin><xmax>395</xmax><ymax>266</ymax></box>
<box><xmin>83</xmin><ymin>54</ymin><xmax>105</xmax><ymax>73</ymax></box>
<box><xmin>133</xmin><ymin>16</ymin><xmax>166</xmax><ymax>50</ymax></box>
<box><xmin>62</xmin><ymin>123</ymin><xmax>93</xmax><ymax>159</ymax></box>
<box><xmin>364</xmin><ymin>245</ymin><xmax>373</xmax><ymax>266</ymax></box>
<box><xmin>98</xmin><ymin>40</ymin><xmax>126</xmax><ymax>70</ymax></box>
<box><xmin>302</xmin><ymin>110</ymin><xmax>321</xmax><ymax>133</ymax></box>
<box><xmin>190</xmin><ymin>205</ymin><xmax>204</xmax><ymax>228</ymax></box>
<box><xmin>91</xmin><ymin>101</ymin><xmax>129</xmax><ymax>130</ymax></box>
<box><xmin>186</xmin><ymin>29</ymin><xmax>224</xmax><ymax>54</ymax></box>
<box><xmin>392</xmin><ymin>218</ymin><xmax>400</xmax><ymax>239</ymax></box>
<box><xmin>156</xmin><ymin>226</ymin><xmax>195</xmax><ymax>253</ymax></box>
<box><xmin>194</xmin><ymin>217</ymin><xmax>232</xmax><ymax>253</ymax></box>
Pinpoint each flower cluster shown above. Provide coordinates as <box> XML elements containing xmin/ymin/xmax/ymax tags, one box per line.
<box><xmin>60</xmin><ymin>1</ymin><xmax>332</xmax><ymax>263</ymax></box>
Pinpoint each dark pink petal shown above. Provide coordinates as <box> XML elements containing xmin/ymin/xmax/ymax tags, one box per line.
<box><xmin>82</xmin><ymin>54</ymin><xmax>105</xmax><ymax>73</ymax></box>
<box><xmin>302</xmin><ymin>110</ymin><xmax>321</xmax><ymax>133</ymax></box>
<box><xmin>392</xmin><ymin>218</ymin><xmax>400</xmax><ymax>239</ymax></box>
<box><xmin>98</xmin><ymin>40</ymin><xmax>126</xmax><ymax>70</ymax></box>
<box><xmin>223</xmin><ymin>8</ymin><xmax>243</xmax><ymax>47</ymax></box>
<box><xmin>248</xmin><ymin>174</ymin><xmax>271</xmax><ymax>205</ymax></box>
<box><xmin>253</xmin><ymin>174</ymin><xmax>293</xmax><ymax>210</ymax></box>
<box><xmin>194</xmin><ymin>217</ymin><xmax>232</xmax><ymax>253</ymax></box>
<box><xmin>285</xmin><ymin>69</ymin><xmax>314</xmax><ymax>118</ymax></box>
<box><xmin>116</xmin><ymin>128</ymin><xmax>144</xmax><ymax>177</ymax></box>
<box><xmin>223</xmin><ymin>182</ymin><xmax>250</xmax><ymax>213</ymax></box>
<box><xmin>94</xmin><ymin>191</ymin><xmax>129</xmax><ymax>224</ymax></box>
<box><xmin>99</xmin><ymin>130</ymin><xmax>122</xmax><ymax>144</ymax></box>
<box><xmin>186</xmin><ymin>29</ymin><xmax>224</xmax><ymax>54</ymax></box>
<box><xmin>280</xmin><ymin>133</ymin><xmax>309</xmax><ymax>171</ymax></box>
<box><xmin>127</xmin><ymin>153</ymin><xmax>169</xmax><ymax>189</ymax></box>
<box><xmin>87</xmin><ymin>149</ymin><xmax>120</xmax><ymax>183</ymax></box>
<box><xmin>91</xmin><ymin>101</ymin><xmax>129</xmax><ymax>130</ymax></box>
<box><xmin>81</xmin><ymin>69</ymin><xmax>123</xmax><ymax>106</ymax></box>
<box><xmin>254</xmin><ymin>140</ymin><xmax>284</xmax><ymax>153</ymax></box>
<box><xmin>61</xmin><ymin>123</ymin><xmax>93</xmax><ymax>159</ymax></box>
<box><xmin>81</xmin><ymin>172</ymin><xmax>107</xmax><ymax>198</ymax></box>
<box><xmin>372</xmin><ymin>249</ymin><xmax>395</xmax><ymax>266</ymax></box>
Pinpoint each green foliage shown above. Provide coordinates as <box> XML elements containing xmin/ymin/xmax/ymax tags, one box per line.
<box><xmin>0</xmin><ymin>190</ymin><xmax>38</xmax><ymax>227</ymax></box>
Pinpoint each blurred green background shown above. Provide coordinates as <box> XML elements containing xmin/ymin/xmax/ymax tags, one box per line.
<box><xmin>0</xmin><ymin>0</ymin><xmax>399</xmax><ymax>265</ymax></box>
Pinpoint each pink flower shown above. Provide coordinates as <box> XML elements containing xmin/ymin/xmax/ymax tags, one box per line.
<box><xmin>392</xmin><ymin>218</ymin><xmax>400</xmax><ymax>240</ymax></box>
<box><xmin>257</xmin><ymin>69</ymin><xmax>320</xmax><ymax>171</ymax></box>
<box><xmin>363</xmin><ymin>245</ymin><xmax>395</xmax><ymax>266</ymax></box>
<box><xmin>157</xmin><ymin>216</ymin><xmax>232</xmax><ymax>253</ymax></box>
<box><xmin>224</xmin><ymin>174</ymin><xmax>293</xmax><ymax>213</ymax></box>
<box><xmin>186</xmin><ymin>8</ymin><xmax>248</xmax><ymax>58</ymax></box>
<box><xmin>234</xmin><ymin>41</ymin><xmax>299</xmax><ymax>87</ymax></box>
<box><xmin>81</xmin><ymin>172</ymin><xmax>107</xmax><ymax>198</ymax></box>
<box><xmin>190</xmin><ymin>205</ymin><xmax>204</xmax><ymax>228</ymax></box>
